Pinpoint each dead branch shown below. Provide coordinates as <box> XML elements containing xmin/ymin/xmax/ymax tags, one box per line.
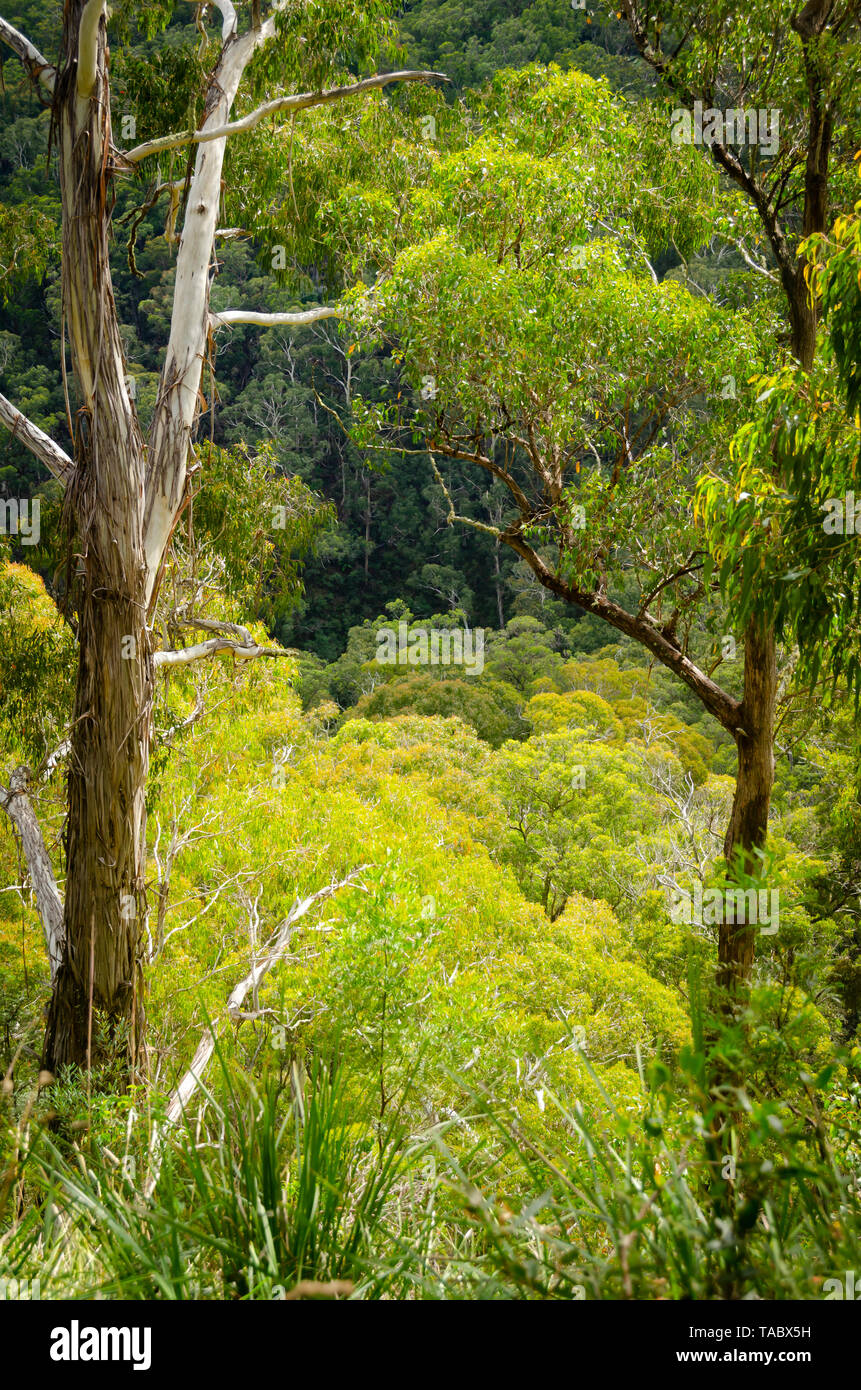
<box><xmin>143</xmin><ymin>867</ymin><xmax>368</xmax><ymax>1194</ymax></box>
<box><xmin>0</xmin><ymin>767</ymin><xmax>64</xmax><ymax>981</ymax></box>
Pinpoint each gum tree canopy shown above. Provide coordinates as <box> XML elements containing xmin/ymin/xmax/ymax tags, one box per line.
<box><xmin>320</xmin><ymin>26</ymin><xmax>859</xmax><ymax>998</ymax></box>
<box><xmin>0</xmin><ymin>0</ymin><xmax>442</xmax><ymax>1075</ymax></box>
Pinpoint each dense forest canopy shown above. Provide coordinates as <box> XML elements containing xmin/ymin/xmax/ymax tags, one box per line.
<box><xmin>0</xmin><ymin>0</ymin><xmax>860</xmax><ymax>1329</ymax></box>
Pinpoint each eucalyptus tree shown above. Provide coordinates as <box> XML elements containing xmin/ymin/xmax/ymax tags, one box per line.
<box><xmin>611</xmin><ymin>0</ymin><xmax>860</xmax><ymax>980</ymax></box>
<box><xmin>698</xmin><ymin>185</ymin><xmax>861</xmax><ymax>715</ymax></box>
<box><xmin>0</xmin><ymin>0</ymin><xmax>441</xmax><ymax>1073</ymax></box>
<box><xmin>617</xmin><ymin>0</ymin><xmax>861</xmax><ymax>372</ymax></box>
<box><xmin>314</xmin><ymin>63</ymin><xmax>855</xmax><ymax>993</ymax></box>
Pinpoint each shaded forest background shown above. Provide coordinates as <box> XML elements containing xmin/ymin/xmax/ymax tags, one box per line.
<box><xmin>0</xmin><ymin>0</ymin><xmax>663</xmax><ymax>659</ymax></box>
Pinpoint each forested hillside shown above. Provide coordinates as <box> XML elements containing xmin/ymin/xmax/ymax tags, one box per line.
<box><xmin>0</xmin><ymin>0</ymin><xmax>660</xmax><ymax>655</ymax></box>
<box><xmin>1</xmin><ymin>0</ymin><xmax>861</xmax><ymax>1338</ymax></box>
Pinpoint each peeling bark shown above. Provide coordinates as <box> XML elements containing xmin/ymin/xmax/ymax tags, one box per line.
<box><xmin>44</xmin><ymin>0</ymin><xmax>150</xmax><ymax>1073</ymax></box>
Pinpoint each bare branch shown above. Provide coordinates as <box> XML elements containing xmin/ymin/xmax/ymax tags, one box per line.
<box><xmin>154</xmin><ymin>611</ymin><xmax>292</xmax><ymax>668</ymax></box>
<box><xmin>210</xmin><ymin>0</ymin><xmax>238</xmax><ymax>42</ymax></box>
<box><xmin>430</xmin><ymin>454</ymin><xmax>504</xmax><ymax>538</ymax></box>
<box><xmin>160</xmin><ymin>687</ymin><xmax>206</xmax><ymax>750</ymax></box>
<box><xmin>776</xmin><ymin>644</ymin><xmax>800</xmax><ymax>705</ymax></box>
<box><xmin>149</xmin><ymin>797</ymin><xmax>218</xmax><ymax>962</ymax></box>
<box><xmin>0</xmin><ymin>391</ymin><xmax>74</xmax><ymax>486</ymax></box>
<box><xmin>0</xmin><ymin>767</ymin><xmax>64</xmax><ymax>982</ymax></box>
<box><xmin>77</xmin><ymin>0</ymin><xmax>106</xmax><ymax>101</ymax></box>
<box><xmin>123</xmin><ymin>69</ymin><xmax>448</xmax><ymax>164</ymax></box>
<box><xmin>144</xmin><ymin>6</ymin><xmax>292</xmax><ymax>601</ymax></box>
<box><xmin>144</xmin><ymin>868</ymin><xmax>367</xmax><ymax>1194</ymax></box>
<box><xmin>34</xmin><ymin>738</ymin><xmax>71</xmax><ymax>785</ymax></box>
<box><xmin>0</xmin><ymin>16</ymin><xmax>56</xmax><ymax>93</ymax></box>
<box><xmin>211</xmin><ymin>306</ymin><xmax>341</xmax><ymax>329</ymax></box>
<box><xmin>170</xmin><ymin>614</ymin><xmax>252</xmax><ymax>643</ymax></box>
<box><xmin>735</xmin><ymin>238</ymin><xmax>780</xmax><ymax>283</ymax></box>
<box><xmin>143</xmin><ymin>14</ymin><xmax>436</xmax><ymax>607</ymax></box>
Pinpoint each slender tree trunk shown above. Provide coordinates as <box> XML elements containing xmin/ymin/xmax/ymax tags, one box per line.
<box><xmin>782</xmin><ymin>263</ymin><xmax>818</xmax><ymax>373</ymax></box>
<box><xmin>718</xmin><ymin>619</ymin><xmax>777</xmax><ymax>994</ymax></box>
<box><xmin>493</xmin><ymin>541</ymin><xmax>505</xmax><ymax>628</ymax></box>
<box><xmin>715</xmin><ymin>230</ymin><xmax>817</xmax><ymax>992</ymax></box>
<box><xmin>708</xmin><ymin>619</ymin><xmax>776</xmax><ymax>1213</ymax></box>
<box><xmin>0</xmin><ymin>4</ymin><xmax>440</xmax><ymax>1084</ymax></box>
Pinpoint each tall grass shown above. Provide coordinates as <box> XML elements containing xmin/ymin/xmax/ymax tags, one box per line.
<box><xmin>3</xmin><ymin>1016</ymin><xmax>859</xmax><ymax>1300</ymax></box>
<box><xmin>429</xmin><ymin>1041</ymin><xmax>861</xmax><ymax>1299</ymax></box>
<box><xmin>1</xmin><ymin>1052</ymin><xmax>419</xmax><ymax>1299</ymax></box>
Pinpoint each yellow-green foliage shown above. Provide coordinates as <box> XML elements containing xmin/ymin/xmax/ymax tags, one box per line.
<box><xmin>141</xmin><ymin>663</ymin><xmax>688</xmax><ymax>1154</ymax></box>
<box><xmin>0</xmin><ymin>576</ymin><xmax>844</xmax><ymax>1197</ymax></box>
<box><xmin>551</xmin><ymin>893</ymin><xmax>690</xmax><ymax>1056</ymax></box>
<box><xmin>519</xmin><ymin>658</ymin><xmax>713</xmax><ymax>783</ymax></box>
<box><xmin>0</xmin><ymin>560</ymin><xmax>75</xmax><ymax>765</ymax></box>
<box><xmin>0</xmin><ymin>561</ymin><xmax>72</xmax><ymax>1031</ymax></box>
<box><xmin>526</xmin><ymin>689</ymin><xmax>623</xmax><ymax>741</ymax></box>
